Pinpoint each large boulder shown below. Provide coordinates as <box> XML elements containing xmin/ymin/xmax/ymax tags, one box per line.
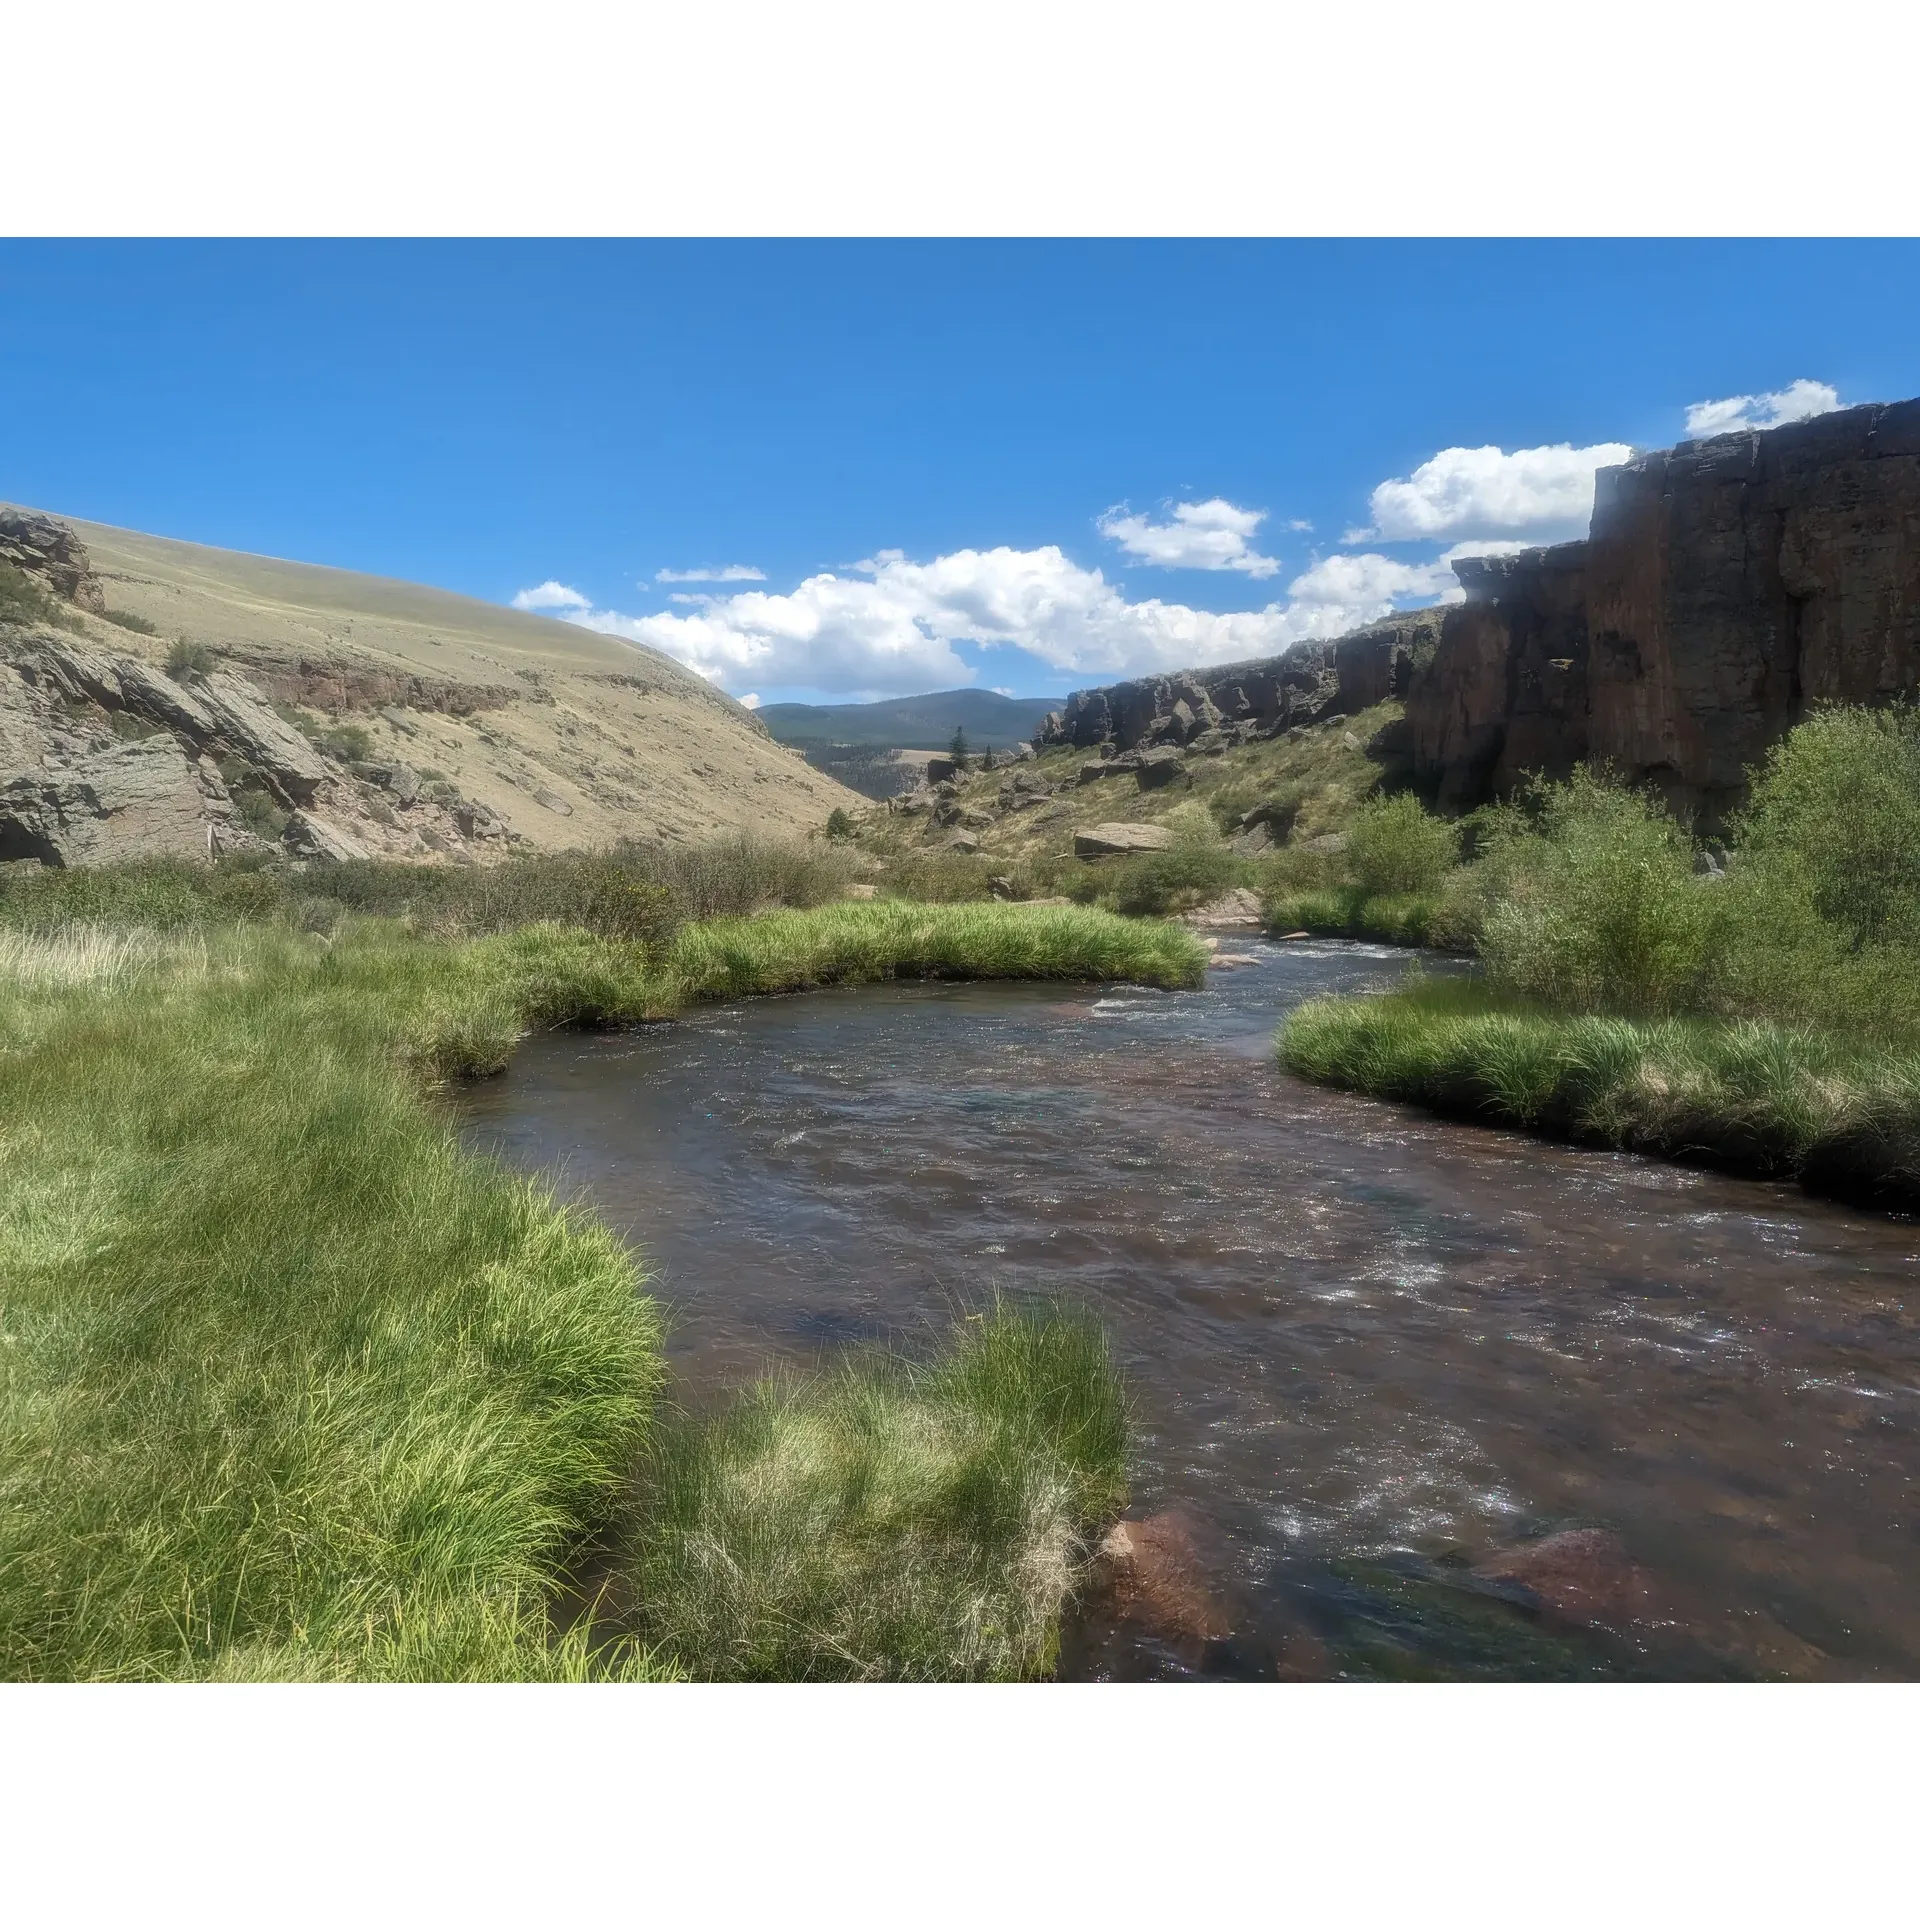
<box><xmin>193</xmin><ymin>671</ymin><xmax>331</xmax><ymax>803</ymax></box>
<box><xmin>1181</xmin><ymin>886</ymin><xmax>1263</xmax><ymax>929</ymax></box>
<box><xmin>1133</xmin><ymin>745</ymin><xmax>1189</xmax><ymax>790</ymax></box>
<box><xmin>285</xmin><ymin>809</ymin><xmax>370</xmax><ymax>863</ymax></box>
<box><xmin>1074</xmin><ymin>821</ymin><xmax>1173</xmax><ymax>858</ymax></box>
<box><xmin>0</xmin><ymin>734</ymin><xmax>222</xmax><ymax>866</ymax></box>
<box><xmin>115</xmin><ymin>657</ymin><xmax>219</xmax><ymax>740</ymax></box>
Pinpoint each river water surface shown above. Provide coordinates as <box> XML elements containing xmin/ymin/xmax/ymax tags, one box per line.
<box><xmin>460</xmin><ymin>939</ymin><xmax>1920</xmax><ymax>1681</ymax></box>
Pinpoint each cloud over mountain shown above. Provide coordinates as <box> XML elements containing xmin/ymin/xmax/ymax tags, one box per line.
<box><xmin>519</xmin><ymin>537</ymin><xmax>1470</xmax><ymax>699</ymax></box>
<box><xmin>1097</xmin><ymin>498</ymin><xmax>1281</xmax><ymax>577</ymax></box>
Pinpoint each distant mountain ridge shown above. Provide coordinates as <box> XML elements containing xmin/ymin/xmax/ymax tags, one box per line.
<box><xmin>758</xmin><ymin>688</ymin><xmax>1061</xmax><ymax>751</ymax></box>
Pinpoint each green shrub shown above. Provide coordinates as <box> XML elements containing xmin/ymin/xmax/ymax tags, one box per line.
<box><xmin>0</xmin><ymin>565</ymin><xmax>77</xmax><ymax>631</ymax></box>
<box><xmin>100</xmin><ymin>608</ymin><xmax>159</xmax><ymax>636</ymax></box>
<box><xmin>236</xmin><ymin>790</ymin><xmax>289</xmax><ymax>841</ymax></box>
<box><xmin>1474</xmin><ymin>768</ymin><xmax>1712</xmax><ymax>1015</ymax></box>
<box><xmin>1731</xmin><ymin>703</ymin><xmax>1920</xmax><ymax>953</ymax></box>
<box><xmin>1099</xmin><ymin>844</ymin><xmax>1239</xmax><ymax>916</ymax></box>
<box><xmin>320</xmin><ymin>721</ymin><xmax>376</xmax><ymax>762</ymax></box>
<box><xmin>1262</xmin><ymin>886</ymin><xmax>1438</xmax><ymax>946</ymax></box>
<box><xmin>885</xmin><ymin>853</ymin><xmax>998</xmax><ymax>903</ymax></box>
<box><xmin>166</xmin><ymin>638</ymin><xmax>216</xmax><ymax>681</ymax></box>
<box><xmin>1346</xmin><ymin>791</ymin><xmax>1459</xmax><ymax>897</ymax></box>
<box><xmin>825</xmin><ymin>806</ymin><xmax>855</xmax><ymax>841</ymax></box>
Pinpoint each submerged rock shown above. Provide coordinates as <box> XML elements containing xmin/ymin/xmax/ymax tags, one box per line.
<box><xmin>1096</xmin><ymin>1512</ymin><xmax>1232</xmax><ymax>1644</ymax></box>
<box><xmin>1471</xmin><ymin>1528</ymin><xmax>1657</xmax><ymax>1632</ymax></box>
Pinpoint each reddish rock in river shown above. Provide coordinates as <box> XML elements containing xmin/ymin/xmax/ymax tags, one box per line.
<box><xmin>1472</xmin><ymin>1528</ymin><xmax>1657</xmax><ymax>1633</ymax></box>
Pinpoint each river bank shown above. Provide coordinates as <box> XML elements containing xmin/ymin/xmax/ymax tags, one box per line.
<box><xmin>0</xmin><ymin>899</ymin><xmax>1197</xmax><ymax>1680</ymax></box>
<box><xmin>462</xmin><ymin>938</ymin><xmax>1920</xmax><ymax>1681</ymax></box>
<box><xmin>1281</xmin><ymin>978</ymin><xmax>1920</xmax><ymax>1212</ymax></box>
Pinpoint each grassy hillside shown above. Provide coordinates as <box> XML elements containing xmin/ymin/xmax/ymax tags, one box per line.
<box><xmin>25</xmin><ymin>510</ymin><xmax>858</xmax><ymax>849</ymax></box>
<box><xmin>759</xmin><ymin>688</ymin><xmax>1061</xmax><ymax>751</ymax></box>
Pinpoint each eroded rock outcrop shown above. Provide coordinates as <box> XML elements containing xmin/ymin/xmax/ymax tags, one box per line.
<box><xmin>1408</xmin><ymin>543</ymin><xmax>1589</xmax><ymax>808</ymax></box>
<box><xmin>0</xmin><ymin>623</ymin><xmax>409</xmax><ymax>866</ymax></box>
<box><xmin>0</xmin><ymin>735</ymin><xmax>227</xmax><ymax>866</ymax></box>
<box><xmin>0</xmin><ymin>508</ymin><xmax>107</xmax><ymax>614</ymax></box>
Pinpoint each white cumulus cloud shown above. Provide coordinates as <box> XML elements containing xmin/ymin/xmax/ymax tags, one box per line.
<box><xmin>1349</xmin><ymin>442</ymin><xmax>1635</xmax><ymax>545</ymax></box>
<box><xmin>511</xmin><ymin>580</ymin><xmax>592</xmax><ymax>613</ymax></box>
<box><xmin>1682</xmin><ymin>378</ymin><xmax>1841</xmax><ymax>440</ymax></box>
<box><xmin>543</xmin><ymin>540</ymin><xmax>1472</xmax><ymax>699</ymax></box>
<box><xmin>1097</xmin><ymin>498</ymin><xmax>1282</xmax><ymax>578</ymax></box>
<box><xmin>655</xmin><ymin>564</ymin><xmax>767</xmax><ymax>583</ymax></box>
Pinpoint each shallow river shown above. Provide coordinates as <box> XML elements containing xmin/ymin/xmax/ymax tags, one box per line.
<box><xmin>460</xmin><ymin>939</ymin><xmax>1920</xmax><ymax>1680</ymax></box>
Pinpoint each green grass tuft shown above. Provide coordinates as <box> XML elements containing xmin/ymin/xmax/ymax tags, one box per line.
<box><xmin>629</xmin><ymin>1302</ymin><xmax>1128</xmax><ymax>1680</ymax></box>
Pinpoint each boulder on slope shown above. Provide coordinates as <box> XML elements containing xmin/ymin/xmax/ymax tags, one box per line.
<box><xmin>1074</xmin><ymin>821</ymin><xmax>1174</xmax><ymax>858</ymax></box>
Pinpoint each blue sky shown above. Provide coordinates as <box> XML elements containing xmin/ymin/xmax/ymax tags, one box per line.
<box><xmin>4</xmin><ymin>239</ymin><xmax>1918</xmax><ymax>705</ymax></box>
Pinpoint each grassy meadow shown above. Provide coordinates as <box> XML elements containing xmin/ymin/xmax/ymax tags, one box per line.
<box><xmin>0</xmin><ymin>853</ymin><xmax>1194</xmax><ymax>1680</ymax></box>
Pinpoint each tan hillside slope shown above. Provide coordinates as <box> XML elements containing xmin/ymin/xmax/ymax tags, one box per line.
<box><xmin>13</xmin><ymin>507</ymin><xmax>855</xmax><ymax>859</ymax></box>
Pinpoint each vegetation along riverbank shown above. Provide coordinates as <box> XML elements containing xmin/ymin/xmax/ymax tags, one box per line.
<box><xmin>0</xmin><ymin>847</ymin><xmax>1198</xmax><ymax>1680</ymax></box>
<box><xmin>1279</xmin><ymin>707</ymin><xmax>1920</xmax><ymax>1209</ymax></box>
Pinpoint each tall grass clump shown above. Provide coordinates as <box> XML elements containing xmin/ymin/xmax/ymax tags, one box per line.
<box><xmin>665</xmin><ymin>900</ymin><xmax>1205</xmax><ymax>1001</ymax></box>
<box><xmin>629</xmin><ymin>1302</ymin><xmax>1128</xmax><ymax>1680</ymax></box>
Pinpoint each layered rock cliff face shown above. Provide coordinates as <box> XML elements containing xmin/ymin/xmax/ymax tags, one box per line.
<box><xmin>1035</xmin><ymin>609</ymin><xmax>1443</xmax><ymax>753</ymax></box>
<box><xmin>1409</xmin><ymin>399</ymin><xmax>1920</xmax><ymax>826</ymax></box>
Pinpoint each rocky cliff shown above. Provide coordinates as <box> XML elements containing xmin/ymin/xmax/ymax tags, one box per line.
<box><xmin>1409</xmin><ymin>398</ymin><xmax>1920</xmax><ymax>826</ymax></box>
<box><xmin>1034</xmin><ymin>608</ymin><xmax>1443</xmax><ymax>753</ymax></box>
<box><xmin>0</xmin><ymin>506</ymin><xmax>855</xmax><ymax>867</ymax></box>
<box><xmin>1044</xmin><ymin>400</ymin><xmax>1920</xmax><ymax>831</ymax></box>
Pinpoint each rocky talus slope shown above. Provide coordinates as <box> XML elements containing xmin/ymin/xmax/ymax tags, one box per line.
<box><xmin>0</xmin><ymin>506</ymin><xmax>854</xmax><ymax>866</ymax></box>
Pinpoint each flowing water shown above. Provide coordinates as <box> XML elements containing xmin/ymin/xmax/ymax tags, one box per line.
<box><xmin>459</xmin><ymin>940</ymin><xmax>1920</xmax><ymax>1681</ymax></box>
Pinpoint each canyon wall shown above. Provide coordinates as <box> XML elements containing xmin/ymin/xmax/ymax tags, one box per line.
<box><xmin>1043</xmin><ymin>401</ymin><xmax>1920</xmax><ymax>828</ymax></box>
<box><xmin>1410</xmin><ymin>398</ymin><xmax>1920</xmax><ymax>826</ymax></box>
